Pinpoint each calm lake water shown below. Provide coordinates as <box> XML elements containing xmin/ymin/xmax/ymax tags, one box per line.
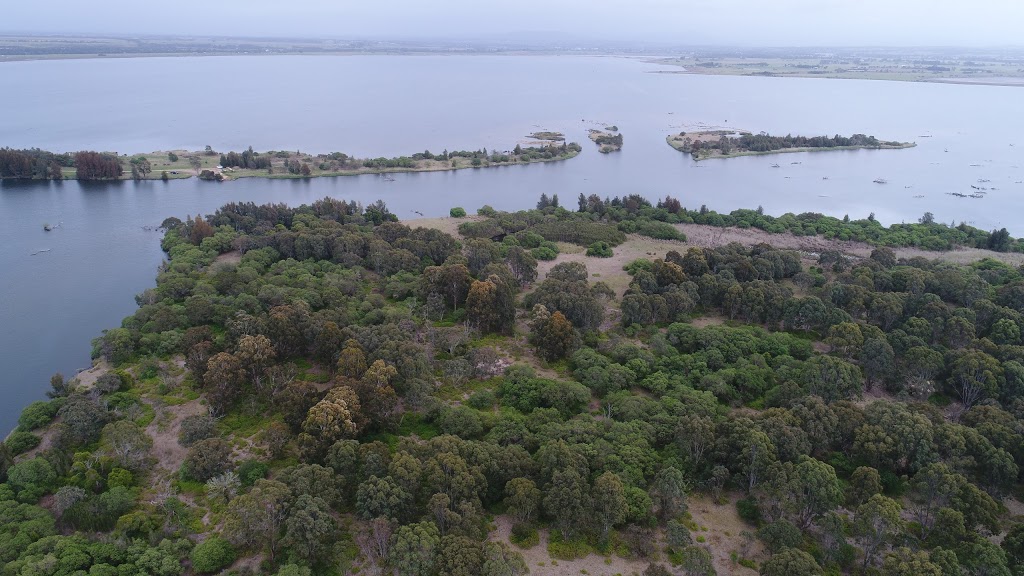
<box><xmin>1</xmin><ymin>55</ymin><xmax>1022</xmax><ymax>432</ymax></box>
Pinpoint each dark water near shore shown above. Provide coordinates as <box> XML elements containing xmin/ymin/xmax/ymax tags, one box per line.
<box><xmin>1</xmin><ymin>54</ymin><xmax>1022</xmax><ymax>432</ymax></box>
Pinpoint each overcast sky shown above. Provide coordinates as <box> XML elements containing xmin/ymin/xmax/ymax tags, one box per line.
<box><xmin>4</xmin><ymin>0</ymin><xmax>1023</xmax><ymax>47</ymax></box>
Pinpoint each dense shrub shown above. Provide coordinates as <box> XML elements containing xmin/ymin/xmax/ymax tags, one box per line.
<box><xmin>586</xmin><ymin>241</ymin><xmax>614</xmax><ymax>258</ymax></box>
<box><xmin>736</xmin><ymin>498</ymin><xmax>761</xmax><ymax>525</ymax></box>
<box><xmin>237</xmin><ymin>460</ymin><xmax>269</xmax><ymax>487</ymax></box>
<box><xmin>182</xmin><ymin>438</ymin><xmax>233</xmax><ymax>482</ymax></box>
<box><xmin>190</xmin><ymin>537</ymin><xmax>236</xmax><ymax>573</ymax></box>
<box><xmin>179</xmin><ymin>414</ymin><xmax>218</xmax><ymax>447</ymax></box>
<box><xmin>4</xmin><ymin>431</ymin><xmax>40</xmax><ymax>455</ymax></box>
<box><xmin>17</xmin><ymin>401</ymin><xmax>59</xmax><ymax>431</ymax></box>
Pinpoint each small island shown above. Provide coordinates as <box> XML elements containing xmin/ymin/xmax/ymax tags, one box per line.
<box><xmin>588</xmin><ymin>127</ymin><xmax>623</xmax><ymax>153</ymax></box>
<box><xmin>667</xmin><ymin>130</ymin><xmax>915</xmax><ymax>160</ymax></box>
<box><xmin>526</xmin><ymin>131</ymin><xmax>565</xmax><ymax>141</ymax></box>
<box><xmin>0</xmin><ymin>139</ymin><xmax>583</xmax><ymax>182</ymax></box>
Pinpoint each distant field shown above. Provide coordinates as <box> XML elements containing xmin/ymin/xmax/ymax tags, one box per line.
<box><xmin>649</xmin><ymin>55</ymin><xmax>1024</xmax><ymax>84</ymax></box>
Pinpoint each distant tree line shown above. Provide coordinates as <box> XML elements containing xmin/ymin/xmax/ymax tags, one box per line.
<box><xmin>362</xmin><ymin>142</ymin><xmax>581</xmax><ymax>171</ymax></box>
<box><xmin>1</xmin><ymin>148</ymin><xmax>127</xmax><ymax>180</ymax></box>
<box><xmin>0</xmin><ymin>148</ymin><xmax>71</xmax><ymax>179</ymax></box>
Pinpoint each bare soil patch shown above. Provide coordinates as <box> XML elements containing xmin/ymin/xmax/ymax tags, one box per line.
<box><xmin>1003</xmin><ymin>496</ymin><xmax>1024</xmax><ymax>519</ymax></box>
<box><xmin>70</xmin><ymin>358</ymin><xmax>111</xmax><ymax>390</ymax></box>
<box><xmin>145</xmin><ymin>399</ymin><xmax>207</xmax><ymax>478</ymax></box>
<box><xmin>687</xmin><ymin>494</ymin><xmax>764</xmax><ymax>574</ymax></box>
<box><xmin>213</xmin><ymin>250</ymin><xmax>242</xmax><ymax>265</ymax></box>
<box><xmin>691</xmin><ymin>316</ymin><xmax>726</xmax><ymax>328</ymax></box>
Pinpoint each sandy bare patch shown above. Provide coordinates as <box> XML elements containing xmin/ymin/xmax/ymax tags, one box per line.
<box><xmin>214</xmin><ymin>250</ymin><xmax>242</xmax><ymax>265</ymax></box>
<box><xmin>1004</xmin><ymin>497</ymin><xmax>1024</xmax><ymax>519</ymax></box>
<box><xmin>71</xmin><ymin>358</ymin><xmax>110</xmax><ymax>390</ymax></box>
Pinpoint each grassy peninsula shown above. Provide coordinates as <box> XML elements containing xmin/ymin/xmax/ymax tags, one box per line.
<box><xmin>0</xmin><ymin>139</ymin><xmax>583</xmax><ymax>182</ymax></box>
<box><xmin>667</xmin><ymin>130</ymin><xmax>915</xmax><ymax>161</ymax></box>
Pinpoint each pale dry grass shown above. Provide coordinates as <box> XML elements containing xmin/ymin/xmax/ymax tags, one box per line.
<box><xmin>679</xmin><ymin>223</ymin><xmax>1024</xmax><ymax>266</ymax></box>
<box><xmin>408</xmin><ymin>215</ymin><xmax>483</xmax><ymax>238</ymax></box>
<box><xmin>687</xmin><ymin>493</ymin><xmax>764</xmax><ymax>575</ymax></box>
<box><xmin>489</xmin><ymin>515</ymin><xmax>655</xmax><ymax>576</ymax></box>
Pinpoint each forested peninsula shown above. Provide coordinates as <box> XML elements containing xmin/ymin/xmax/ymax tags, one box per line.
<box><xmin>0</xmin><ymin>140</ymin><xmax>582</xmax><ymax>182</ymax></box>
<box><xmin>667</xmin><ymin>131</ymin><xmax>915</xmax><ymax>160</ymax></box>
<box><xmin>6</xmin><ymin>194</ymin><xmax>1024</xmax><ymax>575</ymax></box>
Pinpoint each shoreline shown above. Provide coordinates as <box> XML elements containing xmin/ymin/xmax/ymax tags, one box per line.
<box><xmin>647</xmin><ymin>69</ymin><xmax>1024</xmax><ymax>87</ymax></box>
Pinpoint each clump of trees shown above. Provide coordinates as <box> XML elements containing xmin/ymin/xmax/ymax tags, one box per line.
<box><xmin>459</xmin><ymin>195</ymin><xmax>687</xmax><ymax>251</ymax></box>
<box><xmin>0</xmin><ymin>148</ymin><xmax>69</xmax><ymax>179</ymax></box>
<box><xmin>220</xmin><ymin>146</ymin><xmax>272</xmax><ymax>170</ymax></box>
<box><xmin>73</xmin><ymin>151</ymin><xmax>123</xmax><ymax>180</ymax></box>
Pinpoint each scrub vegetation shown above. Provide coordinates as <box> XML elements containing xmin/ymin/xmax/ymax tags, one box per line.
<box><xmin>5</xmin><ymin>193</ymin><xmax>1024</xmax><ymax>576</ymax></box>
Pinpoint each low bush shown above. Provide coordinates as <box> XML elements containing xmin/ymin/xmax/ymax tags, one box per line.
<box><xmin>5</xmin><ymin>431</ymin><xmax>41</xmax><ymax>455</ymax></box>
<box><xmin>587</xmin><ymin>241</ymin><xmax>614</xmax><ymax>258</ymax></box>
<box><xmin>190</xmin><ymin>537</ymin><xmax>236</xmax><ymax>574</ymax></box>
<box><xmin>510</xmin><ymin>522</ymin><xmax>539</xmax><ymax>548</ymax></box>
